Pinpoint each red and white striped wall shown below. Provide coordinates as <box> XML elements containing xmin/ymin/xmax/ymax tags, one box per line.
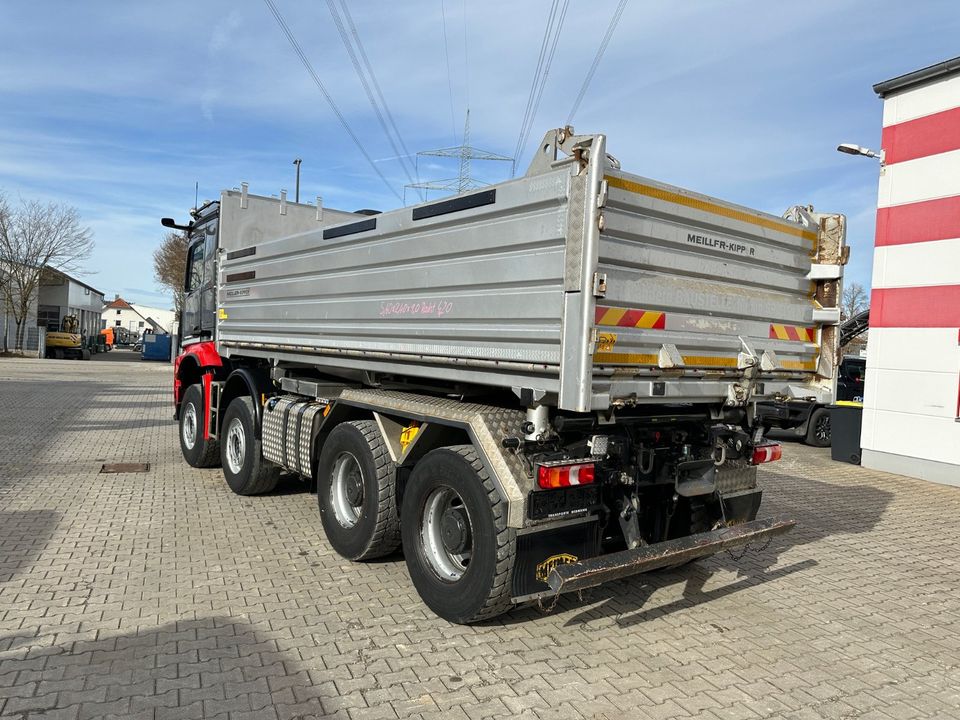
<box><xmin>861</xmin><ymin>66</ymin><xmax>960</xmax><ymax>485</ymax></box>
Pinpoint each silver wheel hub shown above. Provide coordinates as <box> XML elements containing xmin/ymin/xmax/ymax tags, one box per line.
<box><xmin>225</xmin><ymin>418</ymin><xmax>246</xmax><ymax>474</ymax></box>
<box><xmin>182</xmin><ymin>403</ymin><xmax>198</xmax><ymax>450</ymax></box>
<box><xmin>421</xmin><ymin>487</ymin><xmax>473</xmax><ymax>582</ymax></box>
<box><xmin>331</xmin><ymin>452</ymin><xmax>364</xmax><ymax>528</ymax></box>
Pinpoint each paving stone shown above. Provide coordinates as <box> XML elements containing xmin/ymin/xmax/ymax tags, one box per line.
<box><xmin>2</xmin><ymin>355</ymin><xmax>960</xmax><ymax>720</ymax></box>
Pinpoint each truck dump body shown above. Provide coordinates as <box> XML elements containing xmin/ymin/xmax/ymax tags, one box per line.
<box><xmin>217</xmin><ymin>130</ymin><xmax>841</xmax><ymax>412</ymax></box>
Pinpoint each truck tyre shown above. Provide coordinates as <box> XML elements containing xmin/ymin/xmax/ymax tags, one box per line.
<box><xmin>805</xmin><ymin>407</ymin><xmax>831</xmax><ymax>447</ymax></box>
<box><xmin>401</xmin><ymin>446</ymin><xmax>516</xmax><ymax>624</ymax></box>
<box><xmin>317</xmin><ymin>420</ymin><xmax>401</xmax><ymax>561</ymax></box>
<box><xmin>179</xmin><ymin>384</ymin><xmax>220</xmax><ymax>468</ymax></box>
<box><xmin>220</xmin><ymin>396</ymin><xmax>279</xmax><ymax>495</ymax></box>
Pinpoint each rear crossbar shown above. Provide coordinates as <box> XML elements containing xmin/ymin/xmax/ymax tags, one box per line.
<box><xmin>547</xmin><ymin>517</ymin><xmax>796</xmax><ymax>594</ymax></box>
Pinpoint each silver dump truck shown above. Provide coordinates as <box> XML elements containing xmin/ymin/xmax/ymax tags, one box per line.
<box><xmin>166</xmin><ymin>128</ymin><xmax>845</xmax><ymax>623</ymax></box>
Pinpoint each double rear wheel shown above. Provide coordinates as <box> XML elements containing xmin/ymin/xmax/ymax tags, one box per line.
<box><xmin>317</xmin><ymin>420</ymin><xmax>401</xmax><ymax>560</ymax></box>
<box><xmin>315</xmin><ymin>429</ymin><xmax>516</xmax><ymax>623</ymax></box>
<box><xmin>400</xmin><ymin>446</ymin><xmax>515</xmax><ymax>624</ymax></box>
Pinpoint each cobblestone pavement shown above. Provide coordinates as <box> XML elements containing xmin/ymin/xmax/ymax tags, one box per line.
<box><xmin>1</xmin><ymin>356</ymin><xmax>959</xmax><ymax>720</ymax></box>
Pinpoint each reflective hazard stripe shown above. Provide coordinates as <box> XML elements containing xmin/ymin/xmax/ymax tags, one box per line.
<box><xmin>769</xmin><ymin>324</ymin><xmax>816</xmax><ymax>342</ymax></box>
<box><xmin>593</xmin><ymin>353</ymin><xmax>817</xmax><ymax>371</ymax></box>
<box><xmin>595</xmin><ymin>305</ymin><xmax>666</xmax><ymax>329</ymax></box>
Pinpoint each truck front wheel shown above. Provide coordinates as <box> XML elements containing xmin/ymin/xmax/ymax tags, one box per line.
<box><xmin>317</xmin><ymin>420</ymin><xmax>401</xmax><ymax>560</ymax></box>
<box><xmin>401</xmin><ymin>446</ymin><xmax>516</xmax><ymax>624</ymax></box>
<box><xmin>179</xmin><ymin>384</ymin><xmax>220</xmax><ymax>468</ymax></box>
<box><xmin>220</xmin><ymin>396</ymin><xmax>279</xmax><ymax>495</ymax></box>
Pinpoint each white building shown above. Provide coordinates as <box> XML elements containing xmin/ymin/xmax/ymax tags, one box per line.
<box><xmin>1</xmin><ymin>264</ymin><xmax>104</xmax><ymax>353</ymax></box>
<box><xmin>101</xmin><ymin>296</ymin><xmax>176</xmax><ymax>335</ymax></box>
<box><xmin>37</xmin><ymin>268</ymin><xmax>105</xmax><ymax>337</ymax></box>
<box><xmin>860</xmin><ymin>56</ymin><xmax>960</xmax><ymax>485</ymax></box>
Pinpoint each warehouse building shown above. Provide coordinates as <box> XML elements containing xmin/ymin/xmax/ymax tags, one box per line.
<box><xmin>1</xmin><ymin>265</ymin><xmax>104</xmax><ymax>354</ymax></box>
<box><xmin>861</xmin><ymin>57</ymin><xmax>960</xmax><ymax>485</ymax></box>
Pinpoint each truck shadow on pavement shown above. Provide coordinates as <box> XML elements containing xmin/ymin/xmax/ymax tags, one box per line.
<box><xmin>0</xmin><ymin>617</ymin><xmax>340</xmax><ymax>719</ymax></box>
<box><xmin>0</xmin><ymin>510</ymin><xmax>61</xmax><ymax>584</ymax></box>
<box><xmin>510</xmin><ymin>469</ymin><xmax>894</xmax><ymax>628</ymax></box>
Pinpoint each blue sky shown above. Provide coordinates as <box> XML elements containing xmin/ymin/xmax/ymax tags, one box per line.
<box><xmin>1</xmin><ymin>1</ymin><xmax>958</xmax><ymax>308</ymax></box>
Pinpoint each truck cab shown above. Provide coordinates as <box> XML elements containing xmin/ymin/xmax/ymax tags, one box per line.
<box><xmin>180</xmin><ymin>202</ymin><xmax>219</xmax><ymax>343</ymax></box>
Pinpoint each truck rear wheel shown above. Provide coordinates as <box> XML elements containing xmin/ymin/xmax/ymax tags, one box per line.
<box><xmin>805</xmin><ymin>407</ymin><xmax>831</xmax><ymax>447</ymax></box>
<box><xmin>401</xmin><ymin>446</ymin><xmax>516</xmax><ymax>624</ymax></box>
<box><xmin>179</xmin><ymin>384</ymin><xmax>220</xmax><ymax>468</ymax></box>
<box><xmin>317</xmin><ymin>420</ymin><xmax>401</xmax><ymax>560</ymax></box>
<box><xmin>220</xmin><ymin>396</ymin><xmax>279</xmax><ymax>495</ymax></box>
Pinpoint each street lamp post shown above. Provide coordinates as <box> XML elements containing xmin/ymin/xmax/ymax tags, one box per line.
<box><xmin>293</xmin><ymin>158</ymin><xmax>302</xmax><ymax>203</ymax></box>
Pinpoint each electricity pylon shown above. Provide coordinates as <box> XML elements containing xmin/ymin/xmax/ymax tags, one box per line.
<box><xmin>405</xmin><ymin>111</ymin><xmax>514</xmax><ymax>203</ymax></box>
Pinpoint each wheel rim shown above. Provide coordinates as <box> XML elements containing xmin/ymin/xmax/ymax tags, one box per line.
<box><xmin>420</xmin><ymin>486</ymin><xmax>473</xmax><ymax>582</ymax></box>
<box><xmin>182</xmin><ymin>403</ymin><xmax>198</xmax><ymax>450</ymax></box>
<box><xmin>225</xmin><ymin>417</ymin><xmax>246</xmax><ymax>474</ymax></box>
<box><xmin>330</xmin><ymin>452</ymin><xmax>364</xmax><ymax>528</ymax></box>
<box><xmin>815</xmin><ymin>414</ymin><xmax>831</xmax><ymax>442</ymax></box>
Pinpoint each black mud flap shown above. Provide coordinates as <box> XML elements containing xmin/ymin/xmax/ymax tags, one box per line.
<box><xmin>547</xmin><ymin>517</ymin><xmax>795</xmax><ymax>595</ymax></box>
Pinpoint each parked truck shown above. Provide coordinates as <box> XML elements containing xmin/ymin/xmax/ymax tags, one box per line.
<box><xmin>165</xmin><ymin>128</ymin><xmax>845</xmax><ymax>623</ymax></box>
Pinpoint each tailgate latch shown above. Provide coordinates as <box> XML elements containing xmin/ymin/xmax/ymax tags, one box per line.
<box><xmin>592</xmin><ymin>272</ymin><xmax>607</xmax><ymax>298</ymax></box>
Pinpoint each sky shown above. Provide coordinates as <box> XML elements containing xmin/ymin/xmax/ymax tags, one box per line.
<box><xmin>1</xmin><ymin>0</ymin><xmax>958</xmax><ymax>309</ymax></box>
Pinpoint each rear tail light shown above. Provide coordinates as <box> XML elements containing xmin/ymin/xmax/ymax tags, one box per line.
<box><xmin>751</xmin><ymin>442</ymin><xmax>782</xmax><ymax>465</ymax></box>
<box><xmin>537</xmin><ymin>462</ymin><xmax>595</xmax><ymax>489</ymax></box>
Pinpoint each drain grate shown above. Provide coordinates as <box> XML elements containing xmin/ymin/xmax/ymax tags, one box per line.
<box><xmin>100</xmin><ymin>463</ymin><xmax>150</xmax><ymax>474</ymax></box>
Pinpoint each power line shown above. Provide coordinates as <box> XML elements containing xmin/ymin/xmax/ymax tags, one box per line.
<box><xmin>440</xmin><ymin>0</ymin><xmax>458</xmax><ymax>145</ymax></box>
<box><xmin>512</xmin><ymin>0</ymin><xmax>570</xmax><ymax>170</ymax></box>
<box><xmin>566</xmin><ymin>0</ymin><xmax>628</xmax><ymax>125</ymax></box>
<box><xmin>338</xmin><ymin>1</ymin><xmax>422</xmax><ymax>193</ymax></box>
<box><xmin>262</xmin><ymin>0</ymin><xmax>402</xmax><ymax>202</ymax></box>
<box><xmin>326</xmin><ymin>0</ymin><xmax>422</xmax><ymax>198</ymax></box>
<box><xmin>462</xmin><ymin>0</ymin><xmax>470</xmax><ymax>115</ymax></box>
<box><xmin>514</xmin><ymin>0</ymin><xmax>558</xmax><ymax>163</ymax></box>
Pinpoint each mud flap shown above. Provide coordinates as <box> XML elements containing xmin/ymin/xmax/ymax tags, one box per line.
<box><xmin>546</xmin><ymin>516</ymin><xmax>795</xmax><ymax>595</ymax></box>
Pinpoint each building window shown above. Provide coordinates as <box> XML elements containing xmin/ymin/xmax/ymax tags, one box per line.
<box><xmin>139</xmin><ymin>321</ymin><xmax>144</xmax><ymax>328</ymax></box>
<box><xmin>115</xmin><ymin>320</ymin><xmax>121</xmax><ymax>327</ymax></box>
<box><xmin>116</xmin><ymin>309</ymin><xmax>121</xmax><ymax>315</ymax></box>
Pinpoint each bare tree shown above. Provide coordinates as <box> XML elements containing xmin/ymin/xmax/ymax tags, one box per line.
<box><xmin>152</xmin><ymin>231</ymin><xmax>188</xmax><ymax>313</ymax></box>
<box><xmin>842</xmin><ymin>281</ymin><xmax>869</xmax><ymax>321</ymax></box>
<box><xmin>840</xmin><ymin>281</ymin><xmax>870</xmax><ymax>354</ymax></box>
<box><xmin>0</xmin><ymin>194</ymin><xmax>94</xmax><ymax>352</ymax></box>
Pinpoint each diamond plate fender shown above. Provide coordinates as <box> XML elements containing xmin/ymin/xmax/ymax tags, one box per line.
<box><xmin>716</xmin><ymin>458</ymin><xmax>759</xmax><ymax>495</ymax></box>
<box><xmin>337</xmin><ymin>389</ymin><xmax>531</xmax><ymax>528</ymax></box>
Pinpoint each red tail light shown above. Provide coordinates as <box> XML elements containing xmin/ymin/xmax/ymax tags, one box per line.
<box><xmin>751</xmin><ymin>442</ymin><xmax>782</xmax><ymax>465</ymax></box>
<box><xmin>537</xmin><ymin>462</ymin><xmax>595</xmax><ymax>489</ymax></box>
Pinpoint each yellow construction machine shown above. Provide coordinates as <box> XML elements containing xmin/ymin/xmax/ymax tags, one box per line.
<box><xmin>45</xmin><ymin>315</ymin><xmax>91</xmax><ymax>360</ymax></box>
